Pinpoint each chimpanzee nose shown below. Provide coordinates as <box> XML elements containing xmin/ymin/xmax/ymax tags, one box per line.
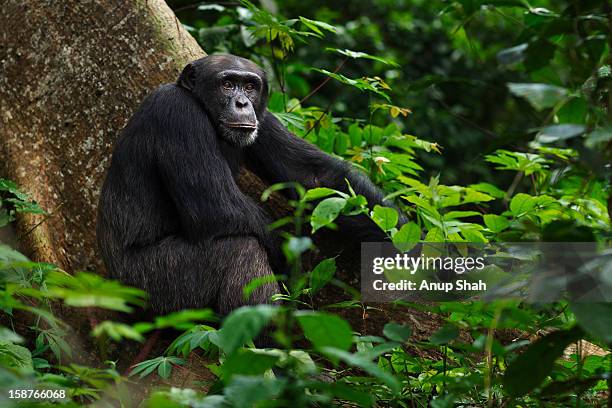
<box><xmin>235</xmin><ymin>96</ymin><xmax>249</xmax><ymax>109</ymax></box>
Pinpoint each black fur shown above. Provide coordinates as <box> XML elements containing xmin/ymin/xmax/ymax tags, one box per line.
<box><xmin>97</xmin><ymin>54</ymin><xmax>396</xmax><ymax>315</ymax></box>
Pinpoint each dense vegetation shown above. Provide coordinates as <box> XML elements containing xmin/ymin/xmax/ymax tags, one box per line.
<box><xmin>0</xmin><ymin>0</ymin><xmax>610</xmax><ymax>406</ymax></box>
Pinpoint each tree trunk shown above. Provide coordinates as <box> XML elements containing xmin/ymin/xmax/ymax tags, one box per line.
<box><xmin>0</xmin><ymin>0</ymin><xmax>285</xmax><ymax>273</ymax></box>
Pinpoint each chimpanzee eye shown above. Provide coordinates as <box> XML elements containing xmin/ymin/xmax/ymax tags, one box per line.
<box><xmin>245</xmin><ymin>83</ymin><xmax>255</xmax><ymax>92</ymax></box>
<box><xmin>222</xmin><ymin>80</ymin><xmax>233</xmax><ymax>90</ymax></box>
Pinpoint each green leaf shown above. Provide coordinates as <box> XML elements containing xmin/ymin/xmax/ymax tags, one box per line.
<box><xmin>157</xmin><ymin>359</ymin><xmax>173</xmax><ymax>379</ymax></box>
<box><xmin>485</xmin><ymin>150</ymin><xmax>549</xmax><ymax>175</ymax></box>
<box><xmin>299</xmin><ymin>16</ymin><xmax>337</xmax><ymax>37</ymax></box>
<box><xmin>557</xmin><ymin>97</ymin><xmax>587</xmax><ymax>123</ymax></box>
<box><xmin>304</xmin><ymin>187</ymin><xmax>339</xmax><ymax>202</ymax></box>
<box><xmin>334</xmin><ymin>132</ymin><xmax>349</xmax><ymax>155</ymax></box>
<box><xmin>508</xmin><ymin>83</ymin><xmax>568</xmax><ymax>111</ymax></box>
<box><xmin>221</xmin><ymin>349</ymin><xmax>279</xmax><ymax>382</ymax></box>
<box><xmin>443</xmin><ymin>211</ymin><xmax>480</xmax><ymax>220</ymax></box>
<box><xmin>267</xmin><ymin>92</ymin><xmax>286</xmax><ymax>112</ymax></box>
<box><xmin>326</xmin><ymin>48</ymin><xmax>399</xmax><ymax>67</ymax></box>
<box><xmin>92</xmin><ymin>321</ymin><xmax>144</xmax><ymax>342</ymax></box>
<box><xmin>0</xmin><ymin>340</ymin><xmax>33</xmax><ymax>369</ymax></box>
<box><xmin>273</xmin><ymin>111</ymin><xmax>305</xmax><ymax>130</ymax></box>
<box><xmin>571</xmin><ymin>303</ymin><xmax>612</xmax><ymax>344</ymax></box>
<box><xmin>483</xmin><ymin>214</ymin><xmax>510</xmax><ymax>233</ymax></box>
<box><xmin>224</xmin><ymin>375</ymin><xmax>285</xmax><ymax>407</ymax></box>
<box><xmin>503</xmin><ymin>326</ymin><xmax>583</xmax><ymax>397</ymax></box>
<box><xmin>383</xmin><ymin>323</ymin><xmax>412</xmax><ymax>342</ymax></box>
<box><xmin>510</xmin><ymin>193</ymin><xmax>536</xmax><ymax>216</ymax></box>
<box><xmin>429</xmin><ymin>324</ymin><xmax>459</xmax><ymax>345</ymax></box>
<box><xmin>283</xmin><ymin>236</ymin><xmax>313</xmax><ymax>262</ymax></box>
<box><xmin>370</xmin><ymin>205</ymin><xmax>399</xmax><ymax>232</ymax></box>
<box><xmin>585</xmin><ymin>127</ymin><xmax>612</xmax><ymax>148</ymax></box>
<box><xmin>0</xmin><ymin>328</ymin><xmax>23</xmax><ymax>344</ymax></box>
<box><xmin>469</xmin><ymin>182</ymin><xmax>506</xmax><ymax>199</ymax></box>
<box><xmin>497</xmin><ymin>43</ymin><xmax>527</xmax><ymax>65</ymax></box>
<box><xmin>218</xmin><ymin>305</ymin><xmax>276</xmax><ymax>355</ymax></box>
<box><xmin>311</xmin><ymin>197</ymin><xmax>346</xmax><ymax>232</ymax></box>
<box><xmin>459</xmin><ymin>226</ymin><xmax>487</xmax><ymax>243</ymax></box>
<box><xmin>392</xmin><ymin>222</ymin><xmax>421</xmax><ymax>252</ymax></box>
<box><xmin>312</xmin><ymin>382</ymin><xmax>374</xmax><ymax>407</ymax></box>
<box><xmin>536</xmin><ymin>124</ymin><xmax>586</xmax><ymax>143</ymax></box>
<box><xmin>321</xmin><ymin>347</ymin><xmax>400</xmax><ymax>394</ymax></box>
<box><xmin>310</xmin><ymin>258</ymin><xmax>336</xmax><ymax>294</ymax></box>
<box><xmin>311</xmin><ymin>68</ymin><xmax>391</xmax><ymax>101</ymax></box>
<box><xmin>348</xmin><ymin>123</ymin><xmax>362</xmax><ymax>146</ymax></box>
<box><xmin>45</xmin><ymin>271</ymin><xmax>146</xmax><ymax>312</ymax></box>
<box><xmin>130</xmin><ymin>356</ymin><xmax>185</xmax><ymax>379</ymax></box>
<box><xmin>540</xmin><ymin>377</ymin><xmax>602</xmax><ymax>398</ymax></box>
<box><xmin>424</xmin><ymin>227</ymin><xmax>445</xmax><ymax>243</ymax></box>
<box><xmin>151</xmin><ymin>309</ymin><xmax>216</xmax><ymax>331</ymax></box>
<box><xmin>243</xmin><ymin>275</ymin><xmax>280</xmax><ymax>301</ymax></box>
<box><xmin>296</xmin><ymin>312</ymin><xmax>352</xmax><ymax>353</ymax></box>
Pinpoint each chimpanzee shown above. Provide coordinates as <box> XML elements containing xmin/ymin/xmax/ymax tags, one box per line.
<box><xmin>97</xmin><ymin>54</ymin><xmax>397</xmax><ymax>315</ymax></box>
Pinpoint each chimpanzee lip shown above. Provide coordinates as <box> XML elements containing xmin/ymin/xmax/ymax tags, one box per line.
<box><xmin>225</xmin><ymin>122</ymin><xmax>257</xmax><ymax>130</ymax></box>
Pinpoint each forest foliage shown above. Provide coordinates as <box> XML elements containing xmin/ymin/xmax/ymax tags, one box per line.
<box><xmin>0</xmin><ymin>0</ymin><xmax>611</xmax><ymax>407</ymax></box>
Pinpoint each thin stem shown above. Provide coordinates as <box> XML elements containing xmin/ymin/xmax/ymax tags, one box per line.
<box><xmin>442</xmin><ymin>345</ymin><xmax>448</xmax><ymax>392</ymax></box>
<box><xmin>267</xmin><ymin>29</ymin><xmax>286</xmax><ymax>111</ymax></box>
<box><xmin>302</xmin><ymin>93</ymin><xmax>339</xmax><ymax>139</ymax></box>
<box><xmin>436</xmin><ymin>91</ymin><xmax>499</xmax><ymax>139</ymax></box>
<box><xmin>608</xmin><ymin>350</ymin><xmax>612</xmax><ymax>408</ymax></box>
<box><xmin>575</xmin><ymin>340</ymin><xmax>583</xmax><ymax>408</ymax></box>
<box><xmin>504</xmin><ymin>171</ymin><xmax>523</xmax><ymax>203</ymax></box>
<box><xmin>289</xmin><ymin>57</ymin><xmax>348</xmax><ymax>112</ymax></box>
<box><xmin>531</xmin><ymin>173</ymin><xmax>538</xmax><ymax>195</ymax></box>
<box><xmin>486</xmin><ymin>307</ymin><xmax>503</xmax><ymax>408</ymax></box>
<box><xmin>368</xmin><ymin>92</ymin><xmax>375</xmax><ymax>180</ymax></box>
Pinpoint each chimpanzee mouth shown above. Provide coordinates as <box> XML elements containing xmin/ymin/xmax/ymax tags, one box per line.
<box><xmin>221</xmin><ymin>119</ymin><xmax>259</xmax><ymax>147</ymax></box>
<box><xmin>224</xmin><ymin>122</ymin><xmax>258</xmax><ymax>130</ymax></box>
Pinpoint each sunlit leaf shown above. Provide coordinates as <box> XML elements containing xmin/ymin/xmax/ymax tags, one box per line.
<box><xmin>508</xmin><ymin>83</ymin><xmax>568</xmax><ymax>111</ymax></box>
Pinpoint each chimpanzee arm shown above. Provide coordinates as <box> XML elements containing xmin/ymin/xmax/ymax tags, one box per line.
<box><xmin>150</xmin><ymin>85</ymin><xmax>272</xmax><ymax>244</ymax></box>
<box><xmin>247</xmin><ymin>111</ymin><xmax>403</xmax><ymax>241</ymax></box>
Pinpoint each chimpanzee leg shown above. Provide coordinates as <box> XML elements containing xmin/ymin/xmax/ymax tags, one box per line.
<box><xmin>215</xmin><ymin>236</ymin><xmax>280</xmax><ymax>315</ymax></box>
<box><xmin>114</xmin><ymin>235</ymin><xmax>278</xmax><ymax>315</ymax></box>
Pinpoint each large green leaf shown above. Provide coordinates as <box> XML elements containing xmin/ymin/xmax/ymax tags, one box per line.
<box><xmin>304</xmin><ymin>187</ymin><xmax>339</xmax><ymax>202</ymax></box>
<box><xmin>483</xmin><ymin>214</ymin><xmax>510</xmax><ymax>233</ymax></box>
<box><xmin>296</xmin><ymin>311</ymin><xmax>352</xmax><ymax>353</ymax></box>
<box><xmin>224</xmin><ymin>375</ymin><xmax>286</xmax><ymax>407</ymax></box>
<box><xmin>370</xmin><ymin>205</ymin><xmax>399</xmax><ymax>232</ymax></box>
<box><xmin>509</xmin><ymin>193</ymin><xmax>536</xmax><ymax>216</ymax></box>
<box><xmin>311</xmin><ymin>197</ymin><xmax>346</xmax><ymax>232</ymax></box>
<box><xmin>424</xmin><ymin>227</ymin><xmax>445</xmax><ymax>242</ymax></box>
<box><xmin>326</xmin><ymin>47</ymin><xmax>399</xmax><ymax>67</ymax></box>
<box><xmin>45</xmin><ymin>271</ymin><xmax>146</xmax><ymax>312</ymax></box>
<box><xmin>571</xmin><ymin>303</ymin><xmax>612</xmax><ymax>344</ymax></box>
<box><xmin>507</xmin><ymin>83</ymin><xmax>568</xmax><ymax>111</ymax></box>
<box><xmin>221</xmin><ymin>349</ymin><xmax>279</xmax><ymax>382</ymax></box>
<box><xmin>429</xmin><ymin>324</ymin><xmax>459</xmax><ymax>345</ymax></box>
<box><xmin>503</xmin><ymin>326</ymin><xmax>584</xmax><ymax>396</ymax></box>
<box><xmin>383</xmin><ymin>322</ymin><xmax>412</xmax><ymax>342</ymax></box>
<box><xmin>0</xmin><ymin>341</ymin><xmax>32</xmax><ymax>370</ymax></box>
<box><xmin>321</xmin><ymin>347</ymin><xmax>400</xmax><ymax>394</ymax></box>
<box><xmin>218</xmin><ymin>305</ymin><xmax>276</xmax><ymax>355</ymax></box>
<box><xmin>536</xmin><ymin>124</ymin><xmax>586</xmax><ymax>143</ymax></box>
<box><xmin>392</xmin><ymin>222</ymin><xmax>421</xmax><ymax>252</ymax></box>
<box><xmin>309</xmin><ymin>258</ymin><xmax>336</xmax><ymax>294</ymax></box>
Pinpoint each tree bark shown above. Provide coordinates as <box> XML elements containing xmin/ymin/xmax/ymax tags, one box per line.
<box><xmin>0</xmin><ymin>0</ymin><xmax>284</xmax><ymax>273</ymax></box>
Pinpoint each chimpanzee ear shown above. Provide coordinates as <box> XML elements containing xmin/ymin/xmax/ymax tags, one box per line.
<box><xmin>177</xmin><ymin>63</ymin><xmax>196</xmax><ymax>91</ymax></box>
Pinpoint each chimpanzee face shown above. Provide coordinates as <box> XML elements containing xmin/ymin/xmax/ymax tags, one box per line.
<box><xmin>178</xmin><ymin>55</ymin><xmax>268</xmax><ymax>147</ymax></box>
